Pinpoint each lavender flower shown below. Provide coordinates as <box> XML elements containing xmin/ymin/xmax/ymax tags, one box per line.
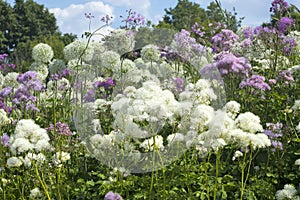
<box><xmin>47</xmin><ymin>122</ymin><xmax>73</xmax><ymax>136</ymax></box>
<box><xmin>104</xmin><ymin>191</ymin><xmax>122</xmax><ymax>200</ymax></box>
<box><xmin>84</xmin><ymin>89</ymin><xmax>96</xmax><ymax>102</ymax></box>
<box><xmin>211</xmin><ymin>29</ymin><xmax>239</xmax><ymax>53</ymax></box>
<box><xmin>0</xmin><ymin>87</ymin><xmax>13</xmax><ymax>98</ymax></box>
<box><xmin>239</xmin><ymin>75</ymin><xmax>271</xmax><ymax>91</ymax></box>
<box><xmin>215</xmin><ymin>53</ymin><xmax>252</xmax><ymax>76</ymax></box>
<box><xmin>1</xmin><ymin>133</ymin><xmax>10</xmax><ymax>147</ymax></box>
<box><xmin>17</xmin><ymin>71</ymin><xmax>43</xmax><ymax>91</ymax></box>
<box><xmin>277</xmin><ymin>70</ymin><xmax>294</xmax><ymax>84</ymax></box>
<box><xmin>263</xmin><ymin>122</ymin><xmax>283</xmax><ymax>151</ymax></box>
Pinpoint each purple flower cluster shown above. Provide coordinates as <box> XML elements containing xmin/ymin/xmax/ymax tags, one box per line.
<box><xmin>101</xmin><ymin>14</ymin><xmax>113</xmax><ymax>24</ymax></box>
<box><xmin>0</xmin><ymin>53</ymin><xmax>16</xmax><ymax>75</ymax></box>
<box><xmin>191</xmin><ymin>22</ymin><xmax>205</xmax><ymax>37</ymax></box>
<box><xmin>278</xmin><ymin>17</ymin><xmax>295</xmax><ymax>34</ymax></box>
<box><xmin>46</xmin><ymin>122</ymin><xmax>73</xmax><ymax>136</ymax></box>
<box><xmin>1</xmin><ymin>133</ymin><xmax>10</xmax><ymax>147</ymax></box>
<box><xmin>50</xmin><ymin>68</ymin><xmax>72</xmax><ymax>81</ymax></box>
<box><xmin>270</xmin><ymin>0</ymin><xmax>289</xmax><ymax>15</ymax></box>
<box><xmin>0</xmin><ymin>87</ymin><xmax>13</xmax><ymax>98</ymax></box>
<box><xmin>0</xmin><ymin>97</ymin><xmax>11</xmax><ymax>114</ymax></box>
<box><xmin>239</xmin><ymin>75</ymin><xmax>271</xmax><ymax>91</ymax></box>
<box><xmin>282</xmin><ymin>37</ymin><xmax>297</xmax><ymax>55</ymax></box>
<box><xmin>211</xmin><ymin>29</ymin><xmax>239</xmax><ymax>53</ymax></box>
<box><xmin>17</xmin><ymin>71</ymin><xmax>43</xmax><ymax>91</ymax></box>
<box><xmin>215</xmin><ymin>53</ymin><xmax>252</xmax><ymax>77</ymax></box>
<box><xmin>277</xmin><ymin>70</ymin><xmax>294</xmax><ymax>84</ymax></box>
<box><xmin>263</xmin><ymin>122</ymin><xmax>283</xmax><ymax>151</ymax></box>
<box><xmin>84</xmin><ymin>77</ymin><xmax>116</xmax><ymax>101</ymax></box>
<box><xmin>172</xmin><ymin>29</ymin><xmax>206</xmax><ymax>60</ymax></box>
<box><xmin>121</xmin><ymin>9</ymin><xmax>145</xmax><ymax>28</ymax></box>
<box><xmin>104</xmin><ymin>191</ymin><xmax>122</xmax><ymax>200</ymax></box>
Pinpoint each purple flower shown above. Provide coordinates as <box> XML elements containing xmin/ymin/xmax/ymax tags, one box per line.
<box><xmin>46</xmin><ymin>122</ymin><xmax>73</xmax><ymax>136</ymax></box>
<box><xmin>263</xmin><ymin>122</ymin><xmax>283</xmax><ymax>151</ymax></box>
<box><xmin>104</xmin><ymin>191</ymin><xmax>122</xmax><ymax>200</ymax></box>
<box><xmin>174</xmin><ymin>77</ymin><xmax>184</xmax><ymax>92</ymax></box>
<box><xmin>211</xmin><ymin>29</ymin><xmax>239</xmax><ymax>53</ymax></box>
<box><xmin>215</xmin><ymin>53</ymin><xmax>252</xmax><ymax>77</ymax></box>
<box><xmin>278</xmin><ymin>17</ymin><xmax>295</xmax><ymax>33</ymax></box>
<box><xmin>239</xmin><ymin>75</ymin><xmax>271</xmax><ymax>91</ymax></box>
<box><xmin>84</xmin><ymin>89</ymin><xmax>96</xmax><ymax>102</ymax></box>
<box><xmin>277</xmin><ymin>70</ymin><xmax>294</xmax><ymax>84</ymax></box>
<box><xmin>0</xmin><ymin>87</ymin><xmax>13</xmax><ymax>98</ymax></box>
<box><xmin>270</xmin><ymin>0</ymin><xmax>289</xmax><ymax>14</ymax></box>
<box><xmin>1</xmin><ymin>133</ymin><xmax>10</xmax><ymax>147</ymax></box>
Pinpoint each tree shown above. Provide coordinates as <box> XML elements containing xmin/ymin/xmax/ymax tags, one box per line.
<box><xmin>158</xmin><ymin>0</ymin><xmax>207</xmax><ymax>31</ymax></box>
<box><xmin>158</xmin><ymin>0</ymin><xmax>243</xmax><ymax>32</ymax></box>
<box><xmin>0</xmin><ymin>0</ymin><xmax>17</xmax><ymax>53</ymax></box>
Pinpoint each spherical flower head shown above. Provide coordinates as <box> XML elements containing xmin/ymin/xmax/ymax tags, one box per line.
<box><xmin>29</xmin><ymin>62</ymin><xmax>49</xmax><ymax>82</ymax></box>
<box><xmin>104</xmin><ymin>29</ymin><xmax>135</xmax><ymax>55</ymax></box>
<box><xmin>0</xmin><ymin>109</ymin><xmax>11</xmax><ymax>127</ymax></box>
<box><xmin>32</xmin><ymin>43</ymin><xmax>54</xmax><ymax>63</ymax></box>
<box><xmin>224</xmin><ymin>100</ymin><xmax>241</xmax><ymax>118</ymax></box>
<box><xmin>275</xmin><ymin>184</ymin><xmax>298</xmax><ymax>200</ymax></box>
<box><xmin>3</xmin><ymin>72</ymin><xmax>19</xmax><ymax>88</ymax></box>
<box><xmin>104</xmin><ymin>191</ymin><xmax>123</xmax><ymax>200</ymax></box>
<box><xmin>141</xmin><ymin>44</ymin><xmax>161</xmax><ymax>63</ymax></box>
<box><xmin>101</xmin><ymin>51</ymin><xmax>120</xmax><ymax>69</ymax></box>
<box><xmin>6</xmin><ymin>156</ymin><xmax>23</xmax><ymax>168</ymax></box>
<box><xmin>64</xmin><ymin>40</ymin><xmax>94</xmax><ymax>62</ymax></box>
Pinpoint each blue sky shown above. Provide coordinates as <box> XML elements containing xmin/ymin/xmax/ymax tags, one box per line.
<box><xmin>5</xmin><ymin>0</ymin><xmax>300</xmax><ymax>37</ymax></box>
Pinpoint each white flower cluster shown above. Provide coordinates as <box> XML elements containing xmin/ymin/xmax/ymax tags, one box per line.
<box><xmin>29</xmin><ymin>187</ymin><xmax>42</xmax><ymax>199</ymax></box>
<box><xmin>276</xmin><ymin>184</ymin><xmax>299</xmax><ymax>200</ymax></box>
<box><xmin>0</xmin><ymin>109</ymin><xmax>11</xmax><ymax>127</ymax></box>
<box><xmin>64</xmin><ymin>40</ymin><xmax>94</xmax><ymax>62</ymax></box>
<box><xmin>179</xmin><ymin>79</ymin><xmax>217</xmax><ymax>105</ymax></box>
<box><xmin>111</xmin><ymin>81</ymin><xmax>179</xmax><ymax>139</ymax></box>
<box><xmin>30</xmin><ymin>62</ymin><xmax>49</xmax><ymax>81</ymax></box>
<box><xmin>0</xmin><ymin>72</ymin><xmax>4</xmax><ymax>89</ymax></box>
<box><xmin>292</xmin><ymin>100</ymin><xmax>300</xmax><ymax>111</ymax></box>
<box><xmin>296</xmin><ymin>122</ymin><xmax>300</xmax><ymax>133</ymax></box>
<box><xmin>9</xmin><ymin>119</ymin><xmax>51</xmax><ymax>155</ymax></box>
<box><xmin>6</xmin><ymin>152</ymin><xmax>45</xmax><ymax>168</ymax></box>
<box><xmin>52</xmin><ymin>151</ymin><xmax>71</xmax><ymax>167</ymax></box>
<box><xmin>141</xmin><ymin>44</ymin><xmax>161</xmax><ymax>63</ymax></box>
<box><xmin>47</xmin><ymin>78</ymin><xmax>70</xmax><ymax>94</ymax></box>
<box><xmin>104</xmin><ymin>29</ymin><xmax>135</xmax><ymax>55</ymax></box>
<box><xmin>32</xmin><ymin>43</ymin><xmax>54</xmax><ymax>63</ymax></box>
<box><xmin>3</xmin><ymin>72</ymin><xmax>19</xmax><ymax>88</ymax></box>
<box><xmin>183</xmin><ymin>100</ymin><xmax>270</xmax><ymax>153</ymax></box>
<box><xmin>140</xmin><ymin>135</ymin><xmax>164</xmax><ymax>152</ymax></box>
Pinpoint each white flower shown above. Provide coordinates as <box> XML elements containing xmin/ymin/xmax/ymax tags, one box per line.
<box><xmin>292</xmin><ymin>100</ymin><xmax>300</xmax><ymax>111</ymax></box>
<box><xmin>101</xmin><ymin>50</ymin><xmax>120</xmax><ymax>69</ymax></box>
<box><xmin>53</xmin><ymin>151</ymin><xmax>71</xmax><ymax>165</ymax></box>
<box><xmin>232</xmin><ymin>150</ymin><xmax>243</xmax><ymax>161</ymax></box>
<box><xmin>276</xmin><ymin>184</ymin><xmax>298</xmax><ymax>200</ymax></box>
<box><xmin>120</xmin><ymin>59</ymin><xmax>136</xmax><ymax>73</ymax></box>
<box><xmin>29</xmin><ymin>187</ymin><xmax>42</xmax><ymax>199</ymax></box>
<box><xmin>224</xmin><ymin>101</ymin><xmax>241</xmax><ymax>118</ymax></box>
<box><xmin>235</xmin><ymin>112</ymin><xmax>263</xmax><ymax>133</ymax></box>
<box><xmin>30</xmin><ymin>62</ymin><xmax>48</xmax><ymax>81</ymax></box>
<box><xmin>7</xmin><ymin>157</ymin><xmax>23</xmax><ymax>168</ymax></box>
<box><xmin>296</xmin><ymin>122</ymin><xmax>300</xmax><ymax>133</ymax></box>
<box><xmin>10</xmin><ymin>119</ymin><xmax>51</xmax><ymax>154</ymax></box>
<box><xmin>104</xmin><ymin>29</ymin><xmax>135</xmax><ymax>55</ymax></box>
<box><xmin>0</xmin><ymin>72</ymin><xmax>4</xmax><ymax>88</ymax></box>
<box><xmin>64</xmin><ymin>40</ymin><xmax>94</xmax><ymax>62</ymax></box>
<box><xmin>140</xmin><ymin>135</ymin><xmax>164</xmax><ymax>152</ymax></box>
<box><xmin>3</xmin><ymin>72</ymin><xmax>19</xmax><ymax>88</ymax></box>
<box><xmin>141</xmin><ymin>44</ymin><xmax>161</xmax><ymax>62</ymax></box>
<box><xmin>167</xmin><ymin>133</ymin><xmax>185</xmax><ymax>145</ymax></box>
<box><xmin>295</xmin><ymin>159</ymin><xmax>300</xmax><ymax>166</ymax></box>
<box><xmin>0</xmin><ymin>109</ymin><xmax>11</xmax><ymax>127</ymax></box>
<box><xmin>32</xmin><ymin>43</ymin><xmax>53</xmax><ymax>63</ymax></box>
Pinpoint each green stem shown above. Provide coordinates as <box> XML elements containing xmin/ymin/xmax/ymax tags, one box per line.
<box><xmin>213</xmin><ymin>151</ymin><xmax>221</xmax><ymax>200</ymax></box>
<box><xmin>34</xmin><ymin>164</ymin><xmax>51</xmax><ymax>200</ymax></box>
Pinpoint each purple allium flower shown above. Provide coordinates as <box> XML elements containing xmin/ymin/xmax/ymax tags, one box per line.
<box><xmin>215</xmin><ymin>53</ymin><xmax>252</xmax><ymax>76</ymax></box>
<box><xmin>1</xmin><ymin>133</ymin><xmax>10</xmax><ymax>147</ymax></box>
<box><xmin>17</xmin><ymin>71</ymin><xmax>43</xmax><ymax>91</ymax></box>
<box><xmin>239</xmin><ymin>75</ymin><xmax>271</xmax><ymax>91</ymax></box>
<box><xmin>0</xmin><ymin>87</ymin><xmax>13</xmax><ymax>98</ymax></box>
<box><xmin>13</xmin><ymin>85</ymin><xmax>36</xmax><ymax>104</ymax></box>
<box><xmin>278</xmin><ymin>17</ymin><xmax>295</xmax><ymax>33</ymax></box>
<box><xmin>104</xmin><ymin>191</ymin><xmax>122</xmax><ymax>200</ymax></box>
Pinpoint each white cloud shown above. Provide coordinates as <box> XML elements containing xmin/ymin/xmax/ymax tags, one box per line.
<box><xmin>50</xmin><ymin>1</ymin><xmax>114</xmax><ymax>37</ymax></box>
